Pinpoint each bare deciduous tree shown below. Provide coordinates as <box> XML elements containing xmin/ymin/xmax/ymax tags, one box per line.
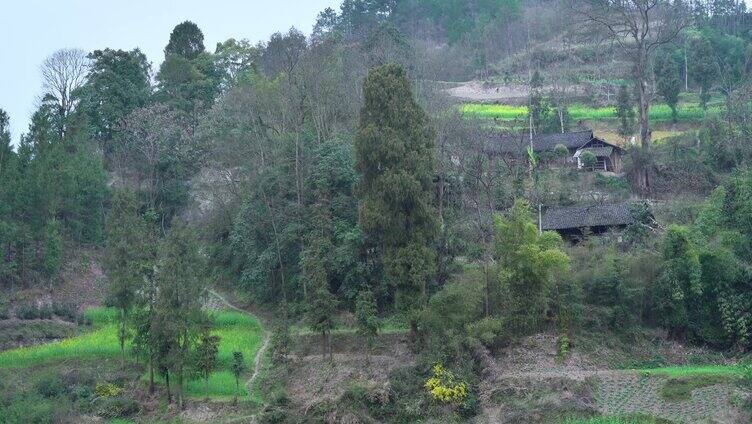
<box><xmin>570</xmin><ymin>0</ymin><xmax>690</xmax><ymax>190</ymax></box>
<box><xmin>40</xmin><ymin>48</ymin><xmax>89</xmax><ymax>121</ymax></box>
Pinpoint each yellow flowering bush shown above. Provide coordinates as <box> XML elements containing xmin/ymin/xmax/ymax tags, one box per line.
<box><xmin>94</xmin><ymin>383</ymin><xmax>123</xmax><ymax>398</ymax></box>
<box><xmin>424</xmin><ymin>363</ymin><xmax>467</xmax><ymax>403</ymax></box>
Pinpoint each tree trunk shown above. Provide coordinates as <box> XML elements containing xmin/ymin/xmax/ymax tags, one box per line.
<box><xmin>148</xmin><ymin>358</ymin><xmax>155</xmax><ymax>394</ymax></box>
<box><xmin>636</xmin><ymin>51</ymin><xmax>652</xmax><ymax>192</ymax></box>
<box><xmin>119</xmin><ymin>309</ymin><xmax>126</xmax><ymax>368</ymax></box>
<box><xmin>637</xmin><ymin>76</ymin><xmax>651</xmax><ymax>151</ymax></box>
<box><xmin>165</xmin><ymin>371</ymin><xmax>171</xmax><ymax>404</ymax></box>
<box><xmin>327</xmin><ymin>331</ymin><xmax>333</xmax><ymax>363</ymax></box>
<box><xmin>177</xmin><ymin>366</ymin><xmax>184</xmax><ymax>409</ymax></box>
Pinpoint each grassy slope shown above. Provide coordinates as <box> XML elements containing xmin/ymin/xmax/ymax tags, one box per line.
<box><xmin>0</xmin><ymin>307</ymin><xmax>263</xmax><ymax>401</ymax></box>
<box><xmin>638</xmin><ymin>364</ymin><xmax>745</xmax><ymax>377</ymax></box>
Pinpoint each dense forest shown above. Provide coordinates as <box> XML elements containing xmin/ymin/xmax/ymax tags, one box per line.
<box><xmin>3</xmin><ymin>1</ymin><xmax>752</xmax><ymax>423</ymax></box>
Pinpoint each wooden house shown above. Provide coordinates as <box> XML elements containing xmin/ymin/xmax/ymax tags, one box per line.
<box><xmin>486</xmin><ymin>129</ymin><xmax>624</xmax><ymax>173</ymax></box>
<box><xmin>540</xmin><ymin>202</ymin><xmax>636</xmax><ymax>240</ymax></box>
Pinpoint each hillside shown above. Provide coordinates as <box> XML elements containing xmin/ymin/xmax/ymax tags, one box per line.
<box><xmin>2</xmin><ymin>1</ymin><xmax>752</xmax><ymax>423</ymax></box>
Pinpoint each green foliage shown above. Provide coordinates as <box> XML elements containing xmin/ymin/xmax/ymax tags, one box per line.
<box><xmin>494</xmin><ymin>200</ymin><xmax>569</xmax><ymax>335</ymax></box>
<box><xmin>155</xmin><ymin>53</ymin><xmax>220</xmax><ymax>116</ymax></box>
<box><xmin>192</xmin><ymin>330</ymin><xmax>220</xmax><ymax>397</ymax></box>
<box><xmin>0</xmin><ymin>309</ymin><xmax>261</xmax><ymax>403</ymax></box>
<box><xmin>689</xmin><ymin>35</ymin><xmax>716</xmax><ymax>110</ymax></box>
<box><xmin>554</xmin><ymin>143</ymin><xmax>569</xmax><ymax>158</ymax></box>
<box><xmin>152</xmin><ymin>220</ymin><xmax>209</xmax><ymax>406</ymax></box>
<box><xmin>0</xmin><ymin>105</ymin><xmax>108</xmax><ymax>288</ymax></box>
<box><xmin>575</xmin><ymin>245</ymin><xmax>651</xmax><ymax>332</ymax></box>
<box><xmin>231</xmin><ymin>351</ymin><xmax>246</xmax><ymax>402</ymax></box>
<box><xmin>35</xmin><ymin>373</ymin><xmax>66</xmax><ymax>398</ymax></box>
<box><xmin>105</xmin><ymin>190</ymin><xmax>151</xmax><ymax>365</ymax></box>
<box><xmin>655</xmin><ymin>225</ymin><xmax>702</xmax><ymax>335</ymax></box>
<box><xmin>557</xmin><ymin>333</ymin><xmax>570</xmax><ymax>363</ymax></box>
<box><xmin>580</xmin><ymin>150</ymin><xmax>597</xmax><ymax>168</ymax></box>
<box><xmin>615</xmin><ymin>84</ymin><xmax>636</xmax><ymax>138</ymax></box>
<box><xmin>75</xmin><ymin>48</ymin><xmax>151</xmax><ymax>157</ymax></box>
<box><xmin>164</xmin><ymin>21</ymin><xmax>205</xmax><ymax>60</ymax></box>
<box><xmin>0</xmin><ymin>393</ymin><xmax>57</xmax><ymax>424</ymax></box>
<box><xmin>393</xmin><ymin>0</ymin><xmax>522</xmax><ymax>44</ymax></box>
<box><xmin>654</xmin><ymin>52</ymin><xmax>683</xmax><ymax>123</ymax></box>
<box><xmin>414</xmin><ymin>274</ymin><xmax>484</xmax><ymax>357</ymax></box>
<box><xmin>355</xmin><ymin>289</ymin><xmax>379</xmax><ymax>348</ymax></box>
<box><xmin>355</xmin><ymin>63</ymin><xmax>437</xmax><ymax>310</ymax></box>
<box><xmin>465</xmin><ymin>316</ymin><xmax>505</xmax><ymax>348</ymax></box>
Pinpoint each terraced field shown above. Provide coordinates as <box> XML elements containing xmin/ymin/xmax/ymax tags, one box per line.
<box><xmin>0</xmin><ymin>302</ymin><xmax>264</xmax><ymax>401</ymax></box>
<box><xmin>462</xmin><ymin>103</ymin><xmax>721</xmax><ymax>122</ymax></box>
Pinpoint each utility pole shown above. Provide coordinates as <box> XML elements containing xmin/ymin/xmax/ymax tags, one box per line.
<box><xmin>538</xmin><ymin>204</ymin><xmax>543</xmax><ymax>235</ymax></box>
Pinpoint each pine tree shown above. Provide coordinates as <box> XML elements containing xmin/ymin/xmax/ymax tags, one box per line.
<box><xmin>354</xmin><ymin>63</ymin><xmax>437</xmax><ymax>310</ymax></box>
<box><xmin>193</xmin><ymin>328</ymin><xmax>220</xmax><ymax>400</ymax></box>
<box><xmin>655</xmin><ymin>53</ymin><xmax>683</xmax><ymax>123</ymax></box>
<box><xmin>231</xmin><ymin>351</ymin><xmax>246</xmax><ymax>405</ymax></box>
<box><xmin>355</xmin><ymin>289</ymin><xmax>379</xmax><ymax>361</ymax></box>
<box><xmin>164</xmin><ymin>21</ymin><xmax>205</xmax><ymax>60</ymax></box>
<box><xmin>529</xmin><ymin>70</ymin><xmax>550</xmax><ymax>134</ymax></box>
<box><xmin>104</xmin><ymin>189</ymin><xmax>149</xmax><ymax>367</ymax></box>
<box><xmin>153</xmin><ymin>220</ymin><xmax>208</xmax><ymax>409</ymax></box>
<box><xmin>689</xmin><ymin>36</ymin><xmax>716</xmax><ymax>111</ymax></box>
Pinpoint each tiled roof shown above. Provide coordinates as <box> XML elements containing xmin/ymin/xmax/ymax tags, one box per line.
<box><xmin>541</xmin><ymin>203</ymin><xmax>635</xmax><ymax>231</ymax></box>
<box><xmin>486</xmin><ymin>130</ymin><xmax>595</xmax><ymax>154</ymax></box>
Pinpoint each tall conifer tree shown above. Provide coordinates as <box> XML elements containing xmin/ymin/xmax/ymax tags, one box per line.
<box><xmin>354</xmin><ymin>64</ymin><xmax>437</xmax><ymax>310</ymax></box>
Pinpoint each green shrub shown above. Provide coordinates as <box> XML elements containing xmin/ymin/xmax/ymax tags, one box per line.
<box><xmin>16</xmin><ymin>304</ymin><xmax>40</xmax><ymax>320</ymax></box>
<box><xmin>16</xmin><ymin>304</ymin><xmax>54</xmax><ymax>320</ymax></box>
<box><xmin>96</xmin><ymin>396</ymin><xmax>139</xmax><ymax>418</ymax></box>
<box><xmin>35</xmin><ymin>373</ymin><xmax>66</xmax><ymax>398</ymax></box>
<box><xmin>458</xmin><ymin>390</ymin><xmax>480</xmax><ymax>419</ymax></box>
<box><xmin>466</xmin><ymin>317</ymin><xmax>506</xmax><ymax>348</ymax></box>
<box><xmin>740</xmin><ymin>361</ymin><xmax>752</xmax><ymax>388</ymax></box>
<box><xmin>581</xmin><ymin>150</ymin><xmax>597</xmax><ymax>168</ymax></box>
<box><xmin>70</xmin><ymin>384</ymin><xmax>94</xmax><ymax>401</ymax></box>
<box><xmin>0</xmin><ymin>394</ymin><xmax>56</xmax><ymax>424</ymax></box>
<box><xmin>557</xmin><ymin>333</ymin><xmax>570</xmax><ymax>362</ymax></box>
<box><xmin>554</xmin><ymin>143</ymin><xmax>570</xmax><ymax>158</ymax></box>
<box><xmin>0</xmin><ymin>305</ymin><xmax>8</xmax><ymax>320</ymax></box>
<box><xmin>51</xmin><ymin>302</ymin><xmax>78</xmax><ymax>322</ymax></box>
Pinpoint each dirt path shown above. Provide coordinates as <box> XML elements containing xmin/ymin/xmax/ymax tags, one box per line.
<box><xmin>206</xmin><ymin>289</ymin><xmax>271</xmax><ymax>401</ymax></box>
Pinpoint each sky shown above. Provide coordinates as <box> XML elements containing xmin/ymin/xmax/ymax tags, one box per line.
<box><xmin>0</xmin><ymin>0</ymin><xmax>341</xmax><ymax>144</ymax></box>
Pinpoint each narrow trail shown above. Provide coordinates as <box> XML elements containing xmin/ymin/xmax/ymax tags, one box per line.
<box><xmin>206</xmin><ymin>289</ymin><xmax>271</xmax><ymax>410</ymax></box>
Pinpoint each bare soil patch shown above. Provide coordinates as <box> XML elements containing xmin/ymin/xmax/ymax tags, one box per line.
<box><xmin>285</xmin><ymin>333</ymin><xmax>416</xmax><ymax>410</ymax></box>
